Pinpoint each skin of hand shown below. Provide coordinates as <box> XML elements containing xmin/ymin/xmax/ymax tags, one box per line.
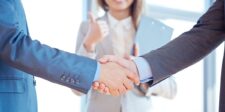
<box><xmin>97</xmin><ymin>61</ymin><xmax>140</xmax><ymax>96</ymax></box>
<box><xmin>83</xmin><ymin>12</ymin><xmax>109</xmax><ymax>52</ymax></box>
<box><xmin>93</xmin><ymin>55</ymin><xmax>140</xmax><ymax>95</ymax></box>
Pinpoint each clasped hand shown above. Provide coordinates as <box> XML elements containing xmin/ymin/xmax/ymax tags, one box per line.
<box><xmin>92</xmin><ymin>55</ymin><xmax>140</xmax><ymax>96</ymax></box>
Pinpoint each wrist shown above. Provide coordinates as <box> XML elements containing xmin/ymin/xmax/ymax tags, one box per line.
<box><xmin>84</xmin><ymin>37</ymin><xmax>97</xmax><ymax>52</ymax></box>
<box><xmin>131</xmin><ymin>60</ymin><xmax>139</xmax><ymax>77</ymax></box>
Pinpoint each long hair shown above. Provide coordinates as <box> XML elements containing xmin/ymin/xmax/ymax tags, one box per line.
<box><xmin>97</xmin><ymin>0</ymin><xmax>143</xmax><ymax>30</ymax></box>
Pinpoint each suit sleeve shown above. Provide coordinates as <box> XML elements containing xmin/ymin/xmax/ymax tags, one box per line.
<box><xmin>0</xmin><ymin>2</ymin><xmax>97</xmax><ymax>94</ymax></box>
<box><xmin>72</xmin><ymin>21</ymin><xmax>98</xmax><ymax>95</ymax></box>
<box><xmin>142</xmin><ymin>0</ymin><xmax>225</xmax><ymax>86</ymax></box>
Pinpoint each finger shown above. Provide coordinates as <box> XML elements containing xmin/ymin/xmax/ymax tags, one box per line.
<box><xmin>97</xmin><ymin>21</ymin><xmax>108</xmax><ymax>27</ymax></box>
<box><xmin>118</xmin><ymin>86</ymin><xmax>126</xmax><ymax>95</ymax></box>
<box><xmin>99</xmin><ymin>83</ymin><xmax>106</xmax><ymax>90</ymax></box>
<box><xmin>104</xmin><ymin>87</ymin><xmax>110</xmax><ymax>95</ymax></box>
<box><xmin>123</xmin><ymin>78</ymin><xmax>134</xmax><ymax>90</ymax></box>
<box><xmin>92</xmin><ymin>82</ymin><xmax>100</xmax><ymax>88</ymax></box>
<box><xmin>100</xmin><ymin>55</ymin><xmax>128</xmax><ymax>67</ymax></box>
<box><xmin>93</xmin><ymin>86</ymin><xmax>98</xmax><ymax>90</ymax></box>
<box><xmin>92</xmin><ymin>83</ymin><xmax>100</xmax><ymax>90</ymax></box>
<box><xmin>93</xmin><ymin>81</ymin><xmax>100</xmax><ymax>86</ymax></box>
<box><xmin>107</xmin><ymin>56</ymin><xmax>130</xmax><ymax>69</ymax></box>
<box><xmin>109</xmin><ymin>89</ymin><xmax>119</xmax><ymax>96</ymax></box>
<box><xmin>124</xmin><ymin>55</ymin><xmax>132</xmax><ymax>60</ymax></box>
<box><xmin>98</xmin><ymin>57</ymin><xmax>110</xmax><ymax>64</ymax></box>
<box><xmin>98</xmin><ymin>55</ymin><xmax>114</xmax><ymax>63</ymax></box>
<box><xmin>98</xmin><ymin>22</ymin><xmax>108</xmax><ymax>30</ymax></box>
<box><xmin>113</xmin><ymin>90</ymin><xmax>120</xmax><ymax>96</ymax></box>
<box><xmin>97</xmin><ymin>84</ymin><xmax>105</xmax><ymax>93</ymax></box>
<box><xmin>88</xmin><ymin>12</ymin><xmax>95</xmax><ymax>23</ymax></box>
<box><xmin>125</xmin><ymin>70</ymin><xmax>140</xmax><ymax>85</ymax></box>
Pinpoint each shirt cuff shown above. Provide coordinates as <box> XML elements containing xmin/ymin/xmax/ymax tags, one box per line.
<box><xmin>133</xmin><ymin>57</ymin><xmax>153</xmax><ymax>83</ymax></box>
<box><xmin>93</xmin><ymin>62</ymin><xmax>100</xmax><ymax>82</ymax></box>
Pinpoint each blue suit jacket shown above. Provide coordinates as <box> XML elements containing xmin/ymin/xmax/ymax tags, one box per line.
<box><xmin>0</xmin><ymin>0</ymin><xmax>97</xmax><ymax>112</ymax></box>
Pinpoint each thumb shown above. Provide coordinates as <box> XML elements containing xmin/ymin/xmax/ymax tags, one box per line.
<box><xmin>88</xmin><ymin>12</ymin><xmax>96</xmax><ymax>23</ymax></box>
<box><xmin>98</xmin><ymin>55</ymin><xmax>115</xmax><ymax>64</ymax></box>
<box><xmin>126</xmin><ymin>71</ymin><xmax>140</xmax><ymax>85</ymax></box>
<box><xmin>124</xmin><ymin>55</ymin><xmax>132</xmax><ymax>60</ymax></box>
<box><xmin>98</xmin><ymin>57</ymin><xmax>110</xmax><ymax>64</ymax></box>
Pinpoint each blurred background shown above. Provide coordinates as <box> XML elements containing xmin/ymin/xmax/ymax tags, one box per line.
<box><xmin>22</xmin><ymin>0</ymin><xmax>222</xmax><ymax>112</ymax></box>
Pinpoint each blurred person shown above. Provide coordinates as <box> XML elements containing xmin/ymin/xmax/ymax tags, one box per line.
<box><xmin>0</xmin><ymin>0</ymin><xmax>140</xmax><ymax>112</ymax></box>
<box><xmin>73</xmin><ymin>0</ymin><xmax>177</xmax><ymax>112</ymax></box>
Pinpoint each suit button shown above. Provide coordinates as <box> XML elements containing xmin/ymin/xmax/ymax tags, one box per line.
<box><xmin>70</xmin><ymin>79</ymin><xmax>75</xmax><ymax>84</ymax></box>
<box><xmin>60</xmin><ymin>75</ymin><xmax>66</xmax><ymax>81</ymax></box>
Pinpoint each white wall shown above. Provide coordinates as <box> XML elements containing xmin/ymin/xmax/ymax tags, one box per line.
<box><xmin>22</xmin><ymin>0</ymin><xmax>83</xmax><ymax>112</ymax></box>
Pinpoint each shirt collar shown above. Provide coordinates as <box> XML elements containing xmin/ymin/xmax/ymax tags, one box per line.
<box><xmin>107</xmin><ymin>12</ymin><xmax>133</xmax><ymax>30</ymax></box>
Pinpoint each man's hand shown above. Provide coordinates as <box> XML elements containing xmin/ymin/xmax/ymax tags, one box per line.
<box><xmin>93</xmin><ymin>55</ymin><xmax>140</xmax><ymax>95</ymax></box>
<box><xmin>96</xmin><ymin>61</ymin><xmax>139</xmax><ymax>96</ymax></box>
<box><xmin>100</xmin><ymin>55</ymin><xmax>139</xmax><ymax>75</ymax></box>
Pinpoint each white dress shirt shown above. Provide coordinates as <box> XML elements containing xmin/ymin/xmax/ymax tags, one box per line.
<box><xmin>107</xmin><ymin>12</ymin><xmax>135</xmax><ymax>57</ymax></box>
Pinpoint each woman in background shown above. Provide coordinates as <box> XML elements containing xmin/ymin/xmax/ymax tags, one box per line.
<box><xmin>73</xmin><ymin>0</ymin><xmax>177</xmax><ymax>112</ymax></box>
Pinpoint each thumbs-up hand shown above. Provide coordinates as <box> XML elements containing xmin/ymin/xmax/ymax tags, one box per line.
<box><xmin>84</xmin><ymin>12</ymin><xmax>109</xmax><ymax>52</ymax></box>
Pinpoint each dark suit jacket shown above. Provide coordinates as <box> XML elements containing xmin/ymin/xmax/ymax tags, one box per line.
<box><xmin>0</xmin><ymin>0</ymin><xmax>97</xmax><ymax>111</ymax></box>
<box><xmin>142</xmin><ymin>0</ymin><xmax>225</xmax><ymax>111</ymax></box>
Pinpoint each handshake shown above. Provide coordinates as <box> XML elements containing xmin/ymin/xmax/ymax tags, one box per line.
<box><xmin>93</xmin><ymin>55</ymin><xmax>140</xmax><ymax>96</ymax></box>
